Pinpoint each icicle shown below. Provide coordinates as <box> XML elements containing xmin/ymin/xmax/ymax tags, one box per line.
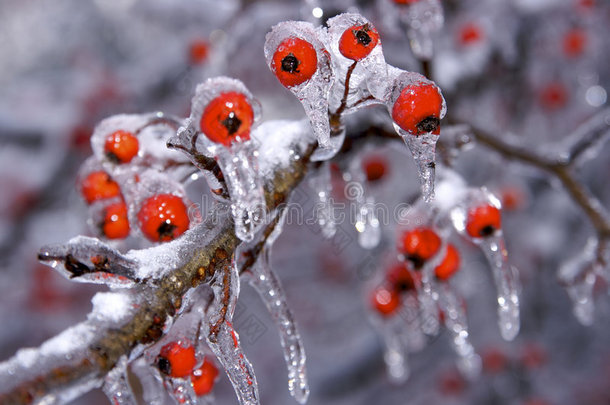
<box><xmin>204</xmin><ymin>260</ymin><xmax>259</xmax><ymax>405</ymax></box>
<box><xmin>102</xmin><ymin>357</ymin><xmax>136</xmax><ymax>405</ymax></box>
<box><xmin>480</xmin><ymin>236</ymin><xmax>521</xmax><ymax>341</ymax></box>
<box><xmin>370</xmin><ymin>313</ymin><xmax>410</xmax><ymax>384</ymax></box>
<box><xmin>264</xmin><ymin>22</ymin><xmax>337</xmax><ymax>160</ymax></box>
<box><xmin>437</xmin><ymin>283</ymin><xmax>481</xmax><ymax>380</ymax></box>
<box><xmin>400</xmin><ymin>292</ymin><xmax>426</xmax><ymax>353</ymax></box>
<box><xmin>131</xmin><ymin>357</ymin><xmax>167</xmax><ymax>405</ymax></box>
<box><xmin>399</xmin><ymin>130</ymin><xmax>439</xmax><ymax>202</ymax></box>
<box><xmin>247</xmin><ymin>249</ymin><xmax>309</xmax><ymax>403</ymax></box>
<box><xmin>309</xmin><ymin>163</ymin><xmax>337</xmax><ymax>238</ymax></box>
<box><xmin>243</xmin><ymin>209</ymin><xmax>309</xmax><ymax>403</ymax></box>
<box><xmin>559</xmin><ymin>239</ymin><xmax>601</xmax><ymax>326</ymax></box>
<box><xmin>171</xmin><ymin>77</ymin><xmax>266</xmax><ymax>242</ymax></box>
<box><xmin>216</xmin><ymin>141</ymin><xmax>265</xmax><ymax>242</ymax></box>
<box><xmin>387</xmin><ymin>70</ymin><xmax>446</xmax><ymax>203</ymax></box>
<box><xmin>417</xmin><ymin>261</ymin><xmax>440</xmax><ymax>336</ymax></box>
<box><xmin>450</xmin><ymin>188</ymin><xmax>520</xmax><ymax>340</ymax></box>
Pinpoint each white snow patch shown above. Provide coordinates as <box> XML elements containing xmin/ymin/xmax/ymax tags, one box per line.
<box><xmin>88</xmin><ymin>291</ymin><xmax>133</xmax><ymax>323</ymax></box>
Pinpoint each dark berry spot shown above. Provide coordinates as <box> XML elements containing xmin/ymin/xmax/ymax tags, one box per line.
<box><xmin>480</xmin><ymin>225</ymin><xmax>496</xmax><ymax>237</ymax></box>
<box><xmin>396</xmin><ymin>280</ymin><xmax>412</xmax><ymax>292</ymax></box>
<box><xmin>157</xmin><ymin>221</ymin><xmax>177</xmax><ymax>240</ymax></box>
<box><xmin>105</xmin><ymin>151</ymin><xmax>120</xmax><ymax>164</ymax></box>
<box><xmin>427</xmin><ymin>161</ymin><xmax>435</xmax><ymax>169</ymax></box>
<box><xmin>407</xmin><ymin>255</ymin><xmax>425</xmax><ymax>269</ymax></box>
<box><xmin>281</xmin><ymin>54</ymin><xmax>300</xmax><ymax>73</ymax></box>
<box><xmin>355</xmin><ymin>29</ymin><xmax>372</xmax><ymax>46</ymax></box>
<box><xmin>416</xmin><ymin>116</ymin><xmax>440</xmax><ymax>134</ymax></box>
<box><xmin>158</xmin><ymin>357</ymin><xmax>171</xmax><ymax>375</ymax></box>
<box><xmin>64</xmin><ymin>254</ymin><xmax>90</xmax><ymax>278</ymax></box>
<box><xmin>221</xmin><ymin>113</ymin><xmax>242</xmax><ymax>135</ymax></box>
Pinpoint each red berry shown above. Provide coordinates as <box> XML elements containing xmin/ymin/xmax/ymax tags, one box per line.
<box><xmin>339</xmin><ymin>24</ymin><xmax>380</xmax><ymax>61</ymax></box>
<box><xmin>138</xmin><ymin>194</ymin><xmax>190</xmax><ymax>242</ymax></box>
<box><xmin>362</xmin><ymin>155</ymin><xmax>388</xmax><ymax>182</ymax></box>
<box><xmin>191</xmin><ymin>357</ymin><xmax>219</xmax><ymax>396</ymax></box>
<box><xmin>371</xmin><ymin>285</ymin><xmax>401</xmax><ymax>316</ymax></box>
<box><xmin>482</xmin><ymin>347</ymin><xmax>508</xmax><ymax>374</ymax></box>
<box><xmin>158</xmin><ymin>341</ymin><xmax>197</xmax><ymax>378</ymax></box>
<box><xmin>393</xmin><ymin>0</ymin><xmax>419</xmax><ymax>4</ymax></box>
<box><xmin>200</xmin><ymin>92</ymin><xmax>254</xmax><ymax>146</ymax></box>
<box><xmin>435</xmin><ymin>244</ymin><xmax>460</xmax><ymax>281</ymax></box>
<box><xmin>459</xmin><ymin>22</ymin><xmax>483</xmax><ymax>46</ymax></box>
<box><xmin>398</xmin><ymin>227</ymin><xmax>442</xmax><ymax>268</ymax></box>
<box><xmin>104</xmin><ymin>130</ymin><xmax>139</xmax><ymax>164</ymax></box>
<box><xmin>101</xmin><ymin>202</ymin><xmax>130</xmax><ymax>240</ymax></box>
<box><xmin>438</xmin><ymin>368</ymin><xmax>466</xmax><ymax>396</ymax></box>
<box><xmin>81</xmin><ymin>171</ymin><xmax>121</xmax><ymax>204</ymax></box>
<box><xmin>465</xmin><ymin>205</ymin><xmax>501</xmax><ymax>238</ymax></box>
<box><xmin>189</xmin><ymin>39</ymin><xmax>209</xmax><ymax>64</ymax></box>
<box><xmin>392</xmin><ymin>83</ymin><xmax>443</xmax><ymax>135</ymax></box>
<box><xmin>539</xmin><ymin>82</ymin><xmax>568</xmax><ymax>110</ymax></box>
<box><xmin>271</xmin><ymin>37</ymin><xmax>318</xmax><ymax>88</ymax></box>
<box><xmin>519</xmin><ymin>343</ymin><xmax>547</xmax><ymax>370</ymax></box>
<box><xmin>562</xmin><ymin>28</ymin><xmax>587</xmax><ymax>58</ymax></box>
<box><xmin>386</xmin><ymin>263</ymin><xmax>416</xmax><ymax>292</ymax></box>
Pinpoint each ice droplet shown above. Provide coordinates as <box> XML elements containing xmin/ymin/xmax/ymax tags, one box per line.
<box><xmin>246</xmin><ymin>242</ymin><xmax>309</xmax><ymax>404</ymax></box>
<box><xmin>437</xmin><ymin>283</ymin><xmax>481</xmax><ymax>380</ymax></box>
<box><xmin>102</xmin><ymin>357</ymin><xmax>136</xmax><ymax>405</ymax></box>
<box><xmin>480</xmin><ymin>236</ymin><xmax>521</xmax><ymax>341</ymax></box>
<box><xmin>309</xmin><ymin>163</ymin><xmax>337</xmax><ymax>239</ymax></box>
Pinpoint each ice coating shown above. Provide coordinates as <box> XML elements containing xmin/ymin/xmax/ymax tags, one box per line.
<box><xmin>38</xmin><ymin>235</ymin><xmax>139</xmax><ymax>287</ymax></box>
<box><xmin>450</xmin><ymin>189</ymin><xmax>521</xmax><ymax>341</ymax></box>
<box><xmin>309</xmin><ymin>163</ymin><xmax>337</xmax><ymax>239</ymax></box>
<box><xmin>416</xmin><ymin>260</ymin><xmax>441</xmax><ymax>336</ymax></box>
<box><xmin>387</xmin><ymin>69</ymin><xmax>446</xmax><ymax>202</ymax></box>
<box><xmin>203</xmin><ymin>259</ymin><xmax>259</xmax><ymax>405</ymax></box>
<box><xmin>326</xmin><ymin>13</ymin><xmax>388</xmax><ymax>101</ymax></box>
<box><xmin>164</xmin><ymin>377</ymin><xmax>199</xmax><ymax>405</ymax></box>
<box><xmin>264</xmin><ymin>21</ymin><xmax>334</xmax><ymax>156</ymax></box>
<box><xmin>102</xmin><ymin>357</ymin><xmax>136</xmax><ymax>405</ymax></box>
<box><xmin>171</xmin><ymin>77</ymin><xmax>265</xmax><ymax>242</ymax></box>
<box><xmin>437</xmin><ymin>283</ymin><xmax>481</xmax><ymax>380</ymax></box>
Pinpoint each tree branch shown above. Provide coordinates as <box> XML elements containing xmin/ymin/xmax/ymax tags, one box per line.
<box><xmin>0</xmin><ymin>127</ymin><xmax>317</xmax><ymax>404</ymax></box>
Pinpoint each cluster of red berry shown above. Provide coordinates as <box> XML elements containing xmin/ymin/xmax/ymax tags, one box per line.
<box><xmin>370</xmin><ymin>202</ymin><xmax>502</xmax><ymax>317</ymax></box>
<box><xmin>79</xmin><ymin>121</ymin><xmax>193</xmax><ymax>243</ymax></box>
<box><xmin>157</xmin><ymin>340</ymin><xmax>219</xmax><ymax>397</ymax></box>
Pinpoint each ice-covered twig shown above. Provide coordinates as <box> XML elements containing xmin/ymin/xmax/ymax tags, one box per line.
<box><xmin>562</xmin><ymin>107</ymin><xmax>610</xmax><ymax>166</ymax></box>
<box><xmin>0</xmin><ymin>121</ymin><xmax>317</xmax><ymax>405</ymax></box>
<box><xmin>38</xmin><ymin>236</ymin><xmax>140</xmax><ymax>284</ymax></box>
<box><xmin>167</xmin><ymin>124</ymin><xmax>229</xmax><ymax>198</ymax></box>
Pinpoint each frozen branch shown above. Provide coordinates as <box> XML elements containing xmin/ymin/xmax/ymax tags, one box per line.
<box><xmin>0</xmin><ymin>122</ymin><xmax>317</xmax><ymax>404</ymax></box>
